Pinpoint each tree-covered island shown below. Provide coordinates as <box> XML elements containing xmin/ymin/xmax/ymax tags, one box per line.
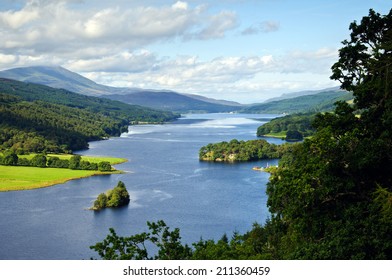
<box><xmin>91</xmin><ymin>181</ymin><xmax>130</xmax><ymax>211</ymax></box>
<box><xmin>199</xmin><ymin>139</ymin><xmax>298</xmax><ymax>162</ymax></box>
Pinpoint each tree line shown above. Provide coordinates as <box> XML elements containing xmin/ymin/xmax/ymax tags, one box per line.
<box><xmin>0</xmin><ymin>152</ymin><xmax>112</xmax><ymax>171</ymax></box>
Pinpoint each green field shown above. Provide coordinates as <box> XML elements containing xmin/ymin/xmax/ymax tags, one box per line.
<box><xmin>261</xmin><ymin>131</ymin><xmax>287</xmax><ymax>139</ymax></box>
<box><xmin>0</xmin><ymin>154</ymin><xmax>127</xmax><ymax>192</ymax></box>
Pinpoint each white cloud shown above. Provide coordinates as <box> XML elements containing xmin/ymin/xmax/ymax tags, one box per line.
<box><xmin>0</xmin><ymin>1</ymin><xmax>39</xmax><ymax>29</ymax></box>
<box><xmin>242</xmin><ymin>21</ymin><xmax>280</xmax><ymax>35</ymax></box>
<box><xmin>172</xmin><ymin>1</ymin><xmax>188</xmax><ymax>10</ymax></box>
<box><xmin>0</xmin><ymin>1</ymin><xmax>237</xmax><ymax>57</ymax></box>
<box><xmin>195</xmin><ymin>11</ymin><xmax>238</xmax><ymax>40</ymax></box>
<box><xmin>0</xmin><ymin>1</ymin><xmax>341</xmax><ymax>103</ymax></box>
<box><xmin>68</xmin><ymin>47</ymin><xmax>337</xmax><ymax>103</ymax></box>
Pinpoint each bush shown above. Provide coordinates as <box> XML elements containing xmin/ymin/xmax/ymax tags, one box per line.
<box><xmin>98</xmin><ymin>161</ymin><xmax>112</xmax><ymax>172</ymax></box>
<box><xmin>69</xmin><ymin>155</ymin><xmax>81</xmax><ymax>169</ymax></box>
<box><xmin>31</xmin><ymin>154</ymin><xmax>47</xmax><ymax>168</ymax></box>
<box><xmin>93</xmin><ymin>193</ymin><xmax>108</xmax><ymax>210</ymax></box>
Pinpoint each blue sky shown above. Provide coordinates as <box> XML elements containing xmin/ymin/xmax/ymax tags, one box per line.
<box><xmin>0</xmin><ymin>0</ymin><xmax>390</xmax><ymax>103</ymax></box>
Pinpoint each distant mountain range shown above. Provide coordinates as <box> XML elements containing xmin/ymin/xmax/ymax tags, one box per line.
<box><xmin>0</xmin><ymin>65</ymin><xmax>351</xmax><ymax>114</ymax></box>
<box><xmin>0</xmin><ymin>66</ymin><xmax>242</xmax><ymax>113</ymax></box>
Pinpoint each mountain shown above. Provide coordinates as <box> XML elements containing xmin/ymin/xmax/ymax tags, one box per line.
<box><xmin>241</xmin><ymin>88</ymin><xmax>353</xmax><ymax>114</ymax></box>
<box><xmin>105</xmin><ymin>91</ymin><xmax>242</xmax><ymax>113</ymax></box>
<box><xmin>0</xmin><ymin>66</ymin><xmax>243</xmax><ymax>113</ymax></box>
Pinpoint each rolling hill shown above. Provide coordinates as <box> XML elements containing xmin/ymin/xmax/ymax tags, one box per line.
<box><xmin>0</xmin><ymin>66</ymin><xmax>243</xmax><ymax>113</ymax></box>
<box><xmin>241</xmin><ymin>88</ymin><xmax>353</xmax><ymax>114</ymax></box>
<box><xmin>0</xmin><ymin>78</ymin><xmax>179</xmax><ymax>153</ymax></box>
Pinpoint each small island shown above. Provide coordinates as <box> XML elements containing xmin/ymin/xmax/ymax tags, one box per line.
<box><xmin>91</xmin><ymin>181</ymin><xmax>130</xmax><ymax>211</ymax></box>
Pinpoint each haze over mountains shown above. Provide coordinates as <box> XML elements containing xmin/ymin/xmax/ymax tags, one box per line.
<box><xmin>0</xmin><ymin>66</ymin><xmax>350</xmax><ymax>113</ymax></box>
<box><xmin>0</xmin><ymin>66</ymin><xmax>242</xmax><ymax>113</ymax></box>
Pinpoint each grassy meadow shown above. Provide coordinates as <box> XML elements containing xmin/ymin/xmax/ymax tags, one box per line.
<box><xmin>0</xmin><ymin>154</ymin><xmax>127</xmax><ymax>192</ymax></box>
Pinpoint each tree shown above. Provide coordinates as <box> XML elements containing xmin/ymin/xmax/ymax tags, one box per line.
<box><xmin>2</xmin><ymin>150</ymin><xmax>18</xmax><ymax>166</ymax></box>
<box><xmin>265</xmin><ymin>8</ymin><xmax>392</xmax><ymax>259</ymax></box>
<box><xmin>98</xmin><ymin>161</ymin><xmax>112</xmax><ymax>172</ymax></box>
<box><xmin>93</xmin><ymin>193</ymin><xmax>108</xmax><ymax>210</ymax></box>
<box><xmin>285</xmin><ymin>130</ymin><xmax>303</xmax><ymax>141</ymax></box>
<box><xmin>68</xmin><ymin>155</ymin><xmax>81</xmax><ymax>169</ymax></box>
<box><xmin>90</xmin><ymin>220</ymin><xmax>192</xmax><ymax>260</ymax></box>
<box><xmin>31</xmin><ymin>154</ymin><xmax>47</xmax><ymax>168</ymax></box>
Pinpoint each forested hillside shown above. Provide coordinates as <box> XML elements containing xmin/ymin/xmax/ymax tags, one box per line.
<box><xmin>256</xmin><ymin>113</ymin><xmax>316</xmax><ymax>139</ymax></box>
<box><xmin>242</xmin><ymin>89</ymin><xmax>352</xmax><ymax>114</ymax></box>
<box><xmin>0</xmin><ymin>79</ymin><xmax>179</xmax><ymax>153</ymax></box>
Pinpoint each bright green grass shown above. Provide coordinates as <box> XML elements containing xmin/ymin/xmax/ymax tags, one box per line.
<box><xmin>0</xmin><ymin>154</ymin><xmax>127</xmax><ymax>192</ymax></box>
<box><xmin>262</xmin><ymin>131</ymin><xmax>287</xmax><ymax>138</ymax></box>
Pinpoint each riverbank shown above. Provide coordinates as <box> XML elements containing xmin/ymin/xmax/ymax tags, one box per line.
<box><xmin>0</xmin><ymin>155</ymin><xmax>127</xmax><ymax>192</ymax></box>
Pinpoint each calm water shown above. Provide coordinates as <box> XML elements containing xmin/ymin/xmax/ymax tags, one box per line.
<box><xmin>0</xmin><ymin>113</ymin><xmax>284</xmax><ymax>260</ymax></box>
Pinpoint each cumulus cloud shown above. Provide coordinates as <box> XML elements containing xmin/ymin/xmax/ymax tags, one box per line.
<box><xmin>0</xmin><ymin>0</ymin><xmax>237</xmax><ymax>58</ymax></box>
<box><xmin>0</xmin><ymin>1</ymin><xmax>339</xmax><ymax>102</ymax></box>
<box><xmin>71</xmin><ymin>47</ymin><xmax>338</xmax><ymax>102</ymax></box>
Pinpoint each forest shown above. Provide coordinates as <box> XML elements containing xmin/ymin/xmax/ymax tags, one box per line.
<box><xmin>91</xmin><ymin>9</ymin><xmax>392</xmax><ymax>260</ymax></box>
<box><xmin>0</xmin><ymin>79</ymin><xmax>179</xmax><ymax>153</ymax></box>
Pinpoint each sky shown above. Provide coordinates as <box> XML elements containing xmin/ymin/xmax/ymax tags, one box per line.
<box><xmin>0</xmin><ymin>0</ymin><xmax>390</xmax><ymax>103</ymax></box>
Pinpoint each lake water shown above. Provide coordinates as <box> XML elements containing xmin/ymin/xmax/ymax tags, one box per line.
<box><xmin>0</xmin><ymin>113</ymin><xmax>284</xmax><ymax>260</ymax></box>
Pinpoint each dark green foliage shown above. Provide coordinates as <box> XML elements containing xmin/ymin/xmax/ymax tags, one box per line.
<box><xmin>1</xmin><ymin>150</ymin><xmax>18</xmax><ymax>166</ymax></box>
<box><xmin>285</xmin><ymin>130</ymin><xmax>303</xmax><ymax>141</ymax></box>
<box><xmin>79</xmin><ymin>160</ymin><xmax>98</xmax><ymax>170</ymax></box>
<box><xmin>264</xmin><ymin>8</ymin><xmax>392</xmax><ymax>259</ymax></box>
<box><xmin>0</xmin><ymin>78</ymin><xmax>179</xmax><ymax>153</ymax></box>
<box><xmin>90</xmin><ymin>220</ymin><xmax>192</xmax><ymax>260</ymax></box>
<box><xmin>97</xmin><ymin>161</ymin><xmax>112</xmax><ymax>172</ymax></box>
<box><xmin>93</xmin><ymin>193</ymin><xmax>108</xmax><ymax>211</ymax></box>
<box><xmin>30</xmin><ymin>154</ymin><xmax>47</xmax><ymax>168</ymax></box>
<box><xmin>257</xmin><ymin>113</ymin><xmax>316</xmax><ymax>138</ymax></box>
<box><xmin>68</xmin><ymin>155</ymin><xmax>81</xmax><ymax>170</ymax></box>
<box><xmin>92</xmin><ymin>181</ymin><xmax>130</xmax><ymax>210</ymax></box>
<box><xmin>47</xmin><ymin>157</ymin><xmax>70</xmax><ymax>168</ymax></box>
<box><xmin>199</xmin><ymin>139</ymin><xmax>297</xmax><ymax>162</ymax></box>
